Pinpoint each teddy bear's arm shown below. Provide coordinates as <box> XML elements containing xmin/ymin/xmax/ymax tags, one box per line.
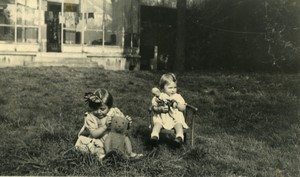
<box><xmin>104</xmin><ymin>136</ymin><xmax>111</xmax><ymax>154</ymax></box>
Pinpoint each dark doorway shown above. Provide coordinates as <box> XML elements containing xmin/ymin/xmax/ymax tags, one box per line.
<box><xmin>46</xmin><ymin>3</ymin><xmax>61</xmax><ymax>52</ymax></box>
<box><xmin>140</xmin><ymin>45</ymin><xmax>154</xmax><ymax>70</ymax></box>
<box><xmin>140</xmin><ymin>5</ymin><xmax>176</xmax><ymax>70</ymax></box>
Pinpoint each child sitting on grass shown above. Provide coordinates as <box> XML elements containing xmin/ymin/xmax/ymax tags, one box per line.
<box><xmin>75</xmin><ymin>88</ymin><xmax>143</xmax><ymax>160</ymax></box>
<box><xmin>150</xmin><ymin>73</ymin><xmax>188</xmax><ymax>145</ymax></box>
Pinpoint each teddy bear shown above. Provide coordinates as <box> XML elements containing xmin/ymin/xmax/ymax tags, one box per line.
<box><xmin>104</xmin><ymin>116</ymin><xmax>131</xmax><ymax>159</ymax></box>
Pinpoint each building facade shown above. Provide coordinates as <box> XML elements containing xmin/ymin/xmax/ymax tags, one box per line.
<box><xmin>0</xmin><ymin>0</ymin><xmax>140</xmax><ymax>70</ymax></box>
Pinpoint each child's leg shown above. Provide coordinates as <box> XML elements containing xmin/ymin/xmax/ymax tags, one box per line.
<box><xmin>174</xmin><ymin>123</ymin><xmax>184</xmax><ymax>140</ymax></box>
<box><xmin>151</xmin><ymin>123</ymin><xmax>162</xmax><ymax>139</ymax></box>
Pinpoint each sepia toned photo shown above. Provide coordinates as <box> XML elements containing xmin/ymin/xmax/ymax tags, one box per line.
<box><xmin>0</xmin><ymin>0</ymin><xmax>299</xmax><ymax>176</ymax></box>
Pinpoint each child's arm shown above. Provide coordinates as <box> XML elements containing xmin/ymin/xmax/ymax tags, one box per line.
<box><xmin>125</xmin><ymin>115</ymin><xmax>132</xmax><ymax>129</ymax></box>
<box><xmin>172</xmin><ymin>94</ymin><xmax>186</xmax><ymax>112</ymax></box>
<box><xmin>85</xmin><ymin>114</ymin><xmax>110</xmax><ymax>138</ymax></box>
<box><xmin>89</xmin><ymin>124</ymin><xmax>108</xmax><ymax>138</ymax></box>
<box><xmin>152</xmin><ymin>105</ymin><xmax>169</xmax><ymax>113</ymax></box>
<box><xmin>173</xmin><ymin>101</ymin><xmax>186</xmax><ymax>112</ymax></box>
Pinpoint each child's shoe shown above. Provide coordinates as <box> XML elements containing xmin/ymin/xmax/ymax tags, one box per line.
<box><xmin>150</xmin><ymin>136</ymin><xmax>159</xmax><ymax>147</ymax></box>
<box><xmin>174</xmin><ymin>137</ymin><xmax>183</xmax><ymax>144</ymax></box>
<box><xmin>151</xmin><ymin>136</ymin><xmax>159</xmax><ymax>141</ymax></box>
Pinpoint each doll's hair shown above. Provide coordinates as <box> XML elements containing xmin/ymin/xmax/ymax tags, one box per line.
<box><xmin>159</xmin><ymin>73</ymin><xmax>177</xmax><ymax>90</ymax></box>
<box><xmin>84</xmin><ymin>88</ymin><xmax>113</xmax><ymax>110</ymax></box>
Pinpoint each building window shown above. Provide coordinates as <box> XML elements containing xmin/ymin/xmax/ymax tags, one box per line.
<box><xmin>0</xmin><ymin>0</ymin><xmax>39</xmax><ymax>43</ymax></box>
<box><xmin>17</xmin><ymin>0</ymin><xmax>39</xmax><ymax>43</ymax></box>
<box><xmin>63</xmin><ymin>3</ymin><xmax>80</xmax><ymax>44</ymax></box>
<box><xmin>0</xmin><ymin>0</ymin><xmax>15</xmax><ymax>42</ymax></box>
<box><xmin>0</xmin><ymin>26</ymin><xmax>14</xmax><ymax>41</ymax></box>
<box><xmin>81</xmin><ymin>0</ymin><xmax>120</xmax><ymax>46</ymax></box>
<box><xmin>17</xmin><ymin>27</ymin><xmax>38</xmax><ymax>43</ymax></box>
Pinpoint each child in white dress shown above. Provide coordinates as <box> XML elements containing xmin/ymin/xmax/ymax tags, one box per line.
<box><xmin>75</xmin><ymin>88</ymin><xmax>143</xmax><ymax>160</ymax></box>
<box><xmin>150</xmin><ymin>73</ymin><xmax>188</xmax><ymax>144</ymax></box>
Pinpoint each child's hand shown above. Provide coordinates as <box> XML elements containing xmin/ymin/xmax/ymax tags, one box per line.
<box><xmin>125</xmin><ymin>115</ymin><xmax>132</xmax><ymax>124</ymax></box>
<box><xmin>158</xmin><ymin>105</ymin><xmax>169</xmax><ymax>113</ymax></box>
<box><xmin>171</xmin><ymin>100</ymin><xmax>178</xmax><ymax>108</ymax></box>
<box><xmin>173</xmin><ymin>101</ymin><xmax>186</xmax><ymax>112</ymax></box>
<box><xmin>105</xmin><ymin>116</ymin><xmax>112</xmax><ymax>126</ymax></box>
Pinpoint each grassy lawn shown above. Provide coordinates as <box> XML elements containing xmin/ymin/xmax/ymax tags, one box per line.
<box><xmin>0</xmin><ymin>67</ymin><xmax>299</xmax><ymax>176</ymax></box>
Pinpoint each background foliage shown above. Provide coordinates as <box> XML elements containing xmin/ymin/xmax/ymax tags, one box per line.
<box><xmin>185</xmin><ymin>0</ymin><xmax>300</xmax><ymax>72</ymax></box>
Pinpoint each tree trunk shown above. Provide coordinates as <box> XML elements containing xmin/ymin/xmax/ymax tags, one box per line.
<box><xmin>174</xmin><ymin>0</ymin><xmax>186</xmax><ymax>72</ymax></box>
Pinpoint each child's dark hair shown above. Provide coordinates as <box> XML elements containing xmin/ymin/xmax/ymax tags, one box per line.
<box><xmin>159</xmin><ymin>73</ymin><xmax>177</xmax><ymax>89</ymax></box>
<box><xmin>84</xmin><ymin>88</ymin><xmax>113</xmax><ymax>110</ymax></box>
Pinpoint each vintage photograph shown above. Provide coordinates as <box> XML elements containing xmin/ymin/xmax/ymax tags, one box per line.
<box><xmin>0</xmin><ymin>0</ymin><xmax>299</xmax><ymax>176</ymax></box>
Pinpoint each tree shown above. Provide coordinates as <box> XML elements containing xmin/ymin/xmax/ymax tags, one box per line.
<box><xmin>174</xmin><ymin>0</ymin><xmax>186</xmax><ymax>72</ymax></box>
<box><xmin>184</xmin><ymin>0</ymin><xmax>299</xmax><ymax>72</ymax></box>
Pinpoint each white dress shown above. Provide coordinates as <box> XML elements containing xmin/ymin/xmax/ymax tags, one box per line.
<box><xmin>151</xmin><ymin>93</ymin><xmax>189</xmax><ymax>130</ymax></box>
<box><xmin>75</xmin><ymin>107</ymin><xmax>125</xmax><ymax>160</ymax></box>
